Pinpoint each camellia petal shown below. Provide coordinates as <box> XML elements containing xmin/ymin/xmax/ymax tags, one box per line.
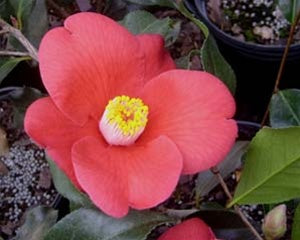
<box><xmin>136</xmin><ymin>34</ymin><xmax>176</xmax><ymax>82</ymax></box>
<box><xmin>24</xmin><ymin>97</ymin><xmax>101</xmax><ymax>188</ymax></box>
<box><xmin>139</xmin><ymin>70</ymin><xmax>238</xmax><ymax>174</ymax></box>
<box><xmin>38</xmin><ymin>12</ymin><xmax>145</xmax><ymax>125</ymax></box>
<box><xmin>126</xmin><ymin>136</ymin><xmax>182</xmax><ymax>209</ymax></box>
<box><xmin>71</xmin><ymin>136</ymin><xmax>182</xmax><ymax>218</ymax></box>
<box><xmin>158</xmin><ymin>218</ymin><xmax>217</xmax><ymax>240</ymax></box>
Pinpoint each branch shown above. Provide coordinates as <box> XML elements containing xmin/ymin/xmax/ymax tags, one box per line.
<box><xmin>0</xmin><ymin>18</ymin><xmax>38</xmax><ymax>62</ymax></box>
<box><xmin>210</xmin><ymin>167</ymin><xmax>264</xmax><ymax>240</ymax></box>
<box><xmin>0</xmin><ymin>50</ymin><xmax>30</xmax><ymax>57</ymax></box>
<box><xmin>260</xmin><ymin>10</ymin><xmax>300</xmax><ymax>127</ymax></box>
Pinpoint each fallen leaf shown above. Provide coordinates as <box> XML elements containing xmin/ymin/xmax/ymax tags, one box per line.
<box><xmin>1</xmin><ymin>222</ymin><xmax>16</xmax><ymax>236</ymax></box>
<box><xmin>38</xmin><ymin>167</ymin><xmax>52</xmax><ymax>189</ymax></box>
<box><xmin>0</xmin><ymin>127</ymin><xmax>9</xmax><ymax>156</ymax></box>
<box><xmin>0</xmin><ymin>159</ymin><xmax>9</xmax><ymax>175</ymax></box>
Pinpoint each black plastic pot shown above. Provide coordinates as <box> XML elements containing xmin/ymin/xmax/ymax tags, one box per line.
<box><xmin>193</xmin><ymin>0</ymin><xmax>300</xmax><ymax>62</ymax></box>
<box><xmin>187</xmin><ymin>0</ymin><xmax>300</xmax><ymax>122</ymax></box>
<box><xmin>237</xmin><ymin>120</ymin><xmax>261</xmax><ymax>140</ymax></box>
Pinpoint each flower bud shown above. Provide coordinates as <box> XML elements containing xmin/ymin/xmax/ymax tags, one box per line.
<box><xmin>262</xmin><ymin>204</ymin><xmax>287</xmax><ymax>240</ymax></box>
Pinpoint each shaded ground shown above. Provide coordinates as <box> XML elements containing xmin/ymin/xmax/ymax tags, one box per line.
<box><xmin>0</xmin><ymin>101</ymin><xmax>58</xmax><ymax>239</ymax></box>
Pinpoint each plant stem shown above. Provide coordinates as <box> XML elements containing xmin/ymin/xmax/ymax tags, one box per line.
<box><xmin>210</xmin><ymin>167</ymin><xmax>264</xmax><ymax>240</ymax></box>
<box><xmin>0</xmin><ymin>18</ymin><xmax>38</xmax><ymax>62</ymax></box>
<box><xmin>0</xmin><ymin>50</ymin><xmax>30</xmax><ymax>57</ymax></box>
<box><xmin>260</xmin><ymin>10</ymin><xmax>300</xmax><ymax>127</ymax></box>
<box><xmin>0</xmin><ymin>29</ymin><xmax>9</xmax><ymax>35</ymax></box>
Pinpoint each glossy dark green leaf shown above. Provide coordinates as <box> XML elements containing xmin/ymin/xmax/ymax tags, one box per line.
<box><xmin>8</xmin><ymin>0</ymin><xmax>35</xmax><ymax>29</ymax></box>
<box><xmin>120</xmin><ymin>10</ymin><xmax>180</xmax><ymax>46</ymax></box>
<box><xmin>0</xmin><ymin>57</ymin><xmax>30</xmax><ymax>84</ymax></box>
<box><xmin>278</xmin><ymin>0</ymin><xmax>300</xmax><ymax>23</ymax></box>
<box><xmin>292</xmin><ymin>203</ymin><xmax>300</xmax><ymax>240</ymax></box>
<box><xmin>229</xmin><ymin>127</ymin><xmax>300</xmax><ymax>207</ymax></box>
<box><xmin>125</xmin><ymin>0</ymin><xmax>176</xmax><ymax>8</ymax></box>
<box><xmin>270</xmin><ymin>89</ymin><xmax>300</xmax><ymax>128</ymax></box>
<box><xmin>45</xmin><ymin>208</ymin><xmax>173</xmax><ymax>240</ymax></box>
<box><xmin>189</xmin><ymin>210</ymin><xmax>257</xmax><ymax>240</ymax></box>
<box><xmin>0</xmin><ymin>0</ymin><xmax>6</xmax><ymax>15</ymax></box>
<box><xmin>201</xmin><ymin>34</ymin><xmax>236</xmax><ymax>94</ymax></box>
<box><xmin>22</xmin><ymin>0</ymin><xmax>48</xmax><ymax>48</ymax></box>
<box><xmin>127</xmin><ymin>0</ymin><xmax>210</xmax><ymax>43</ymax></box>
<box><xmin>47</xmin><ymin>157</ymin><xmax>93</xmax><ymax>209</ymax></box>
<box><xmin>15</xmin><ymin>206</ymin><xmax>58</xmax><ymax>240</ymax></box>
<box><xmin>196</xmin><ymin>141</ymin><xmax>248</xmax><ymax>198</ymax></box>
<box><xmin>0</xmin><ymin>0</ymin><xmax>14</xmax><ymax>21</ymax></box>
<box><xmin>7</xmin><ymin>0</ymin><xmax>48</xmax><ymax>50</ymax></box>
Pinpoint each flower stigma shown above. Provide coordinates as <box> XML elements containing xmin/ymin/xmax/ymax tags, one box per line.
<box><xmin>99</xmin><ymin>95</ymin><xmax>149</xmax><ymax>146</ymax></box>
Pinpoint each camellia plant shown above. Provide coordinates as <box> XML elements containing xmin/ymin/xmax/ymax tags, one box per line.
<box><xmin>0</xmin><ymin>0</ymin><xmax>300</xmax><ymax>240</ymax></box>
<box><xmin>24</xmin><ymin>12</ymin><xmax>237</xmax><ymax>218</ymax></box>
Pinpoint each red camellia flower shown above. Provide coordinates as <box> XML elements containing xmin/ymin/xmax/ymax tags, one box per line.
<box><xmin>25</xmin><ymin>12</ymin><xmax>237</xmax><ymax>218</ymax></box>
<box><xmin>158</xmin><ymin>218</ymin><xmax>218</xmax><ymax>240</ymax></box>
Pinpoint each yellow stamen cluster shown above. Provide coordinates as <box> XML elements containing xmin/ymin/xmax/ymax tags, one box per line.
<box><xmin>105</xmin><ymin>95</ymin><xmax>149</xmax><ymax>136</ymax></box>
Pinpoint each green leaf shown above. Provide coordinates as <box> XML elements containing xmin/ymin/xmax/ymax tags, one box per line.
<box><xmin>270</xmin><ymin>89</ymin><xmax>300</xmax><ymax>128</ymax></box>
<box><xmin>15</xmin><ymin>206</ymin><xmax>58</xmax><ymax>240</ymax></box>
<box><xmin>47</xmin><ymin>157</ymin><xmax>93</xmax><ymax>208</ymax></box>
<box><xmin>196</xmin><ymin>141</ymin><xmax>248</xmax><ymax>198</ymax></box>
<box><xmin>8</xmin><ymin>0</ymin><xmax>35</xmax><ymax>29</ymax></box>
<box><xmin>201</xmin><ymin>34</ymin><xmax>236</xmax><ymax>94</ymax></box>
<box><xmin>0</xmin><ymin>57</ymin><xmax>30</xmax><ymax>84</ymax></box>
<box><xmin>278</xmin><ymin>0</ymin><xmax>300</xmax><ymax>23</ymax></box>
<box><xmin>45</xmin><ymin>208</ymin><xmax>173</xmax><ymax>240</ymax></box>
<box><xmin>0</xmin><ymin>0</ymin><xmax>14</xmax><ymax>21</ymax></box>
<box><xmin>126</xmin><ymin>1</ymin><xmax>209</xmax><ymax>37</ymax></box>
<box><xmin>292</xmin><ymin>203</ymin><xmax>300</xmax><ymax>240</ymax></box>
<box><xmin>125</xmin><ymin>0</ymin><xmax>176</xmax><ymax>8</ymax></box>
<box><xmin>120</xmin><ymin>10</ymin><xmax>181</xmax><ymax>46</ymax></box>
<box><xmin>229</xmin><ymin>127</ymin><xmax>300</xmax><ymax>207</ymax></box>
<box><xmin>7</xmin><ymin>0</ymin><xmax>48</xmax><ymax>50</ymax></box>
<box><xmin>22</xmin><ymin>0</ymin><xmax>48</xmax><ymax>48</ymax></box>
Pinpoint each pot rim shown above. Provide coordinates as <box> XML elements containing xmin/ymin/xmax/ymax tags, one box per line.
<box><xmin>193</xmin><ymin>0</ymin><xmax>300</xmax><ymax>51</ymax></box>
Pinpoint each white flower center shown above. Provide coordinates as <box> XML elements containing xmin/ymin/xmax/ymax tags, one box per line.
<box><xmin>99</xmin><ymin>95</ymin><xmax>149</xmax><ymax>146</ymax></box>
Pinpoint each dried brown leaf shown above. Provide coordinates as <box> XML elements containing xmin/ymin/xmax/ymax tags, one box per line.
<box><xmin>207</xmin><ymin>0</ymin><xmax>222</xmax><ymax>24</ymax></box>
<box><xmin>38</xmin><ymin>167</ymin><xmax>52</xmax><ymax>189</ymax></box>
<box><xmin>0</xmin><ymin>127</ymin><xmax>9</xmax><ymax>156</ymax></box>
<box><xmin>0</xmin><ymin>159</ymin><xmax>8</xmax><ymax>175</ymax></box>
<box><xmin>207</xmin><ymin>0</ymin><xmax>231</xmax><ymax>30</ymax></box>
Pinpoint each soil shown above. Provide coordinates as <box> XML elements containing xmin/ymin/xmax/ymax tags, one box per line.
<box><xmin>205</xmin><ymin>0</ymin><xmax>298</xmax><ymax>45</ymax></box>
<box><xmin>0</xmin><ymin>101</ymin><xmax>58</xmax><ymax>239</ymax></box>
